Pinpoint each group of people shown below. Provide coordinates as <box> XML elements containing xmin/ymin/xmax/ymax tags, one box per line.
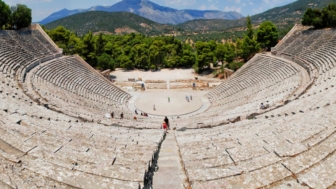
<box><xmin>108</xmin><ymin>111</ymin><xmax>124</xmax><ymax>119</ymax></box>
<box><xmin>260</xmin><ymin>101</ymin><xmax>270</xmax><ymax>109</ymax></box>
<box><xmin>186</xmin><ymin>95</ymin><xmax>192</xmax><ymax>102</ymax></box>
<box><xmin>135</xmin><ymin>109</ymin><xmax>148</xmax><ymax>116</ymax></box>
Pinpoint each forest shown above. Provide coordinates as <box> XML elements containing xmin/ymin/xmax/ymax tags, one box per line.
<box><xmin>45</xmin><ymin>16</ymin><xmax>279</xmax><ymax>73</ymax></box>
<box><xmin>302</xmin><ymin>3</ymin><xmax>336</xmax><ymax>28</ymax></box>
<box><xmin>0</xmin><ymin>0</ymin><xmax>31</xmax><ymax>30</ymax></box>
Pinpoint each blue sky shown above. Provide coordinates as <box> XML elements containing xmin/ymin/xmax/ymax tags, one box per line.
<box><xmin>4</xmin><ymin>0</ymin><xmax>296</xmax><ymax>22</ymax></box>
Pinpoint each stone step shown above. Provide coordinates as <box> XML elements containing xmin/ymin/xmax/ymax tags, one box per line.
<box><xmin>153</xmin><ymin>132</ymin><xmax>188</xmax><ymax>189</ymax></box>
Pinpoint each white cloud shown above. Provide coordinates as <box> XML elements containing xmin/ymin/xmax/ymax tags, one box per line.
<box><xmin>224</xmin><ymin>6</ymin><xmax>241</xmax><ymax>13</ymax></box>
<box><xmin>209</xmin><ymin>4</ymin><xmax>218</xmax><ymax>10</ymax></box>
<box><xmin>164</xmin><ymin>0</ymin><xmax>196</xmax><ymax>6</ymax></box>
<box><xmin>199</xmin><ymin>5</ymin><xmax>207</xmax><ymax>10</ymax></box>
<box><xmin>7</xmin><ymin>0</ymin><xmax>52</xmax><ymax>3</ymax></box>
<box><xmin>199</xmin><ymin>4</ymin><xmax>218</xmax><ymax>10</ymax></box>
<box><xmin>252</xmin><ymin>7</ymin><xmax>264</xmax><ymax>14</ymax></box>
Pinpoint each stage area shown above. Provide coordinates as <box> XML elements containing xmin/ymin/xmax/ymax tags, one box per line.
<box><xmin>134</xmin><ymin>89</ymin><xmax>208</xmax><ymax>116</ymax></box>
<box><xmin>111</xmin><ymin>68</ymin><xmax>196</xmax><ymax>81</ymax></box>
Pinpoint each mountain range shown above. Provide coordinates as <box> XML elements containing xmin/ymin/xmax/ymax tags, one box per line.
<box><xmin>39</xmin><ymin>0</ymin><xmax>243</xmax><ymax>25</ymax></box>
<box><xmin>44</xmin><ymin>12</ymin><xmax>174</xmax><ymax>36</ymax></box>
<box><xmin>177</xmin><ymin>0</ymin><xmax>336</xmax><ymax>31</ymax></box>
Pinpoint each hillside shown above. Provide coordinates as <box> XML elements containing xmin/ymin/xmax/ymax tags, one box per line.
<box><xmin>177</xmin><ymin>19</ymin><xmax>243</xmax><ymax>31</ymax></box>
<box><xmin>44</xmin><ymin>11</ymin><xmax>175</xmax><ymax>36</ymax></box>
<box><xmin>251</xmin><ymin>0</ymin><xmax>336</xmax><ymax>27</ymax></box>
<box><xmin>39</xmin><ymin>0</ymin><xmax>243</xmax><ymax>25</ymax></box>
<box><xmin>178</xmin><ymin>0</ymin><xmax>336</xmax><ymax>32</ymax></box>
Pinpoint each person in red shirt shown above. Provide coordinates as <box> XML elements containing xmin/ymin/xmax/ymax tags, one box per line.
<box><xmin>162</xmin><ymin>122</ymin><xmax>168</xmax><ymax>133</ymax></box>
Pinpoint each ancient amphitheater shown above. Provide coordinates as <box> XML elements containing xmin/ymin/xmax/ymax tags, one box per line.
<box><xmin>0</xmin><ymin>24</ymin><xmax>335</xmax><ymax>189</ymax></box>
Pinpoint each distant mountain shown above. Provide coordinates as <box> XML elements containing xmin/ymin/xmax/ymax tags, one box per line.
<box><xmin>178</xmin><ymin>0</ymin><xmax>336</xmax><ymax>31</ymax></box>
<box><xmin>39</xmin><ymin>0</ymin><xmax>243</xmax><ymax>25</ymax></box>
<box><xmin>39</xmin><ymin>8</ymin><xmax>87</xmax><ymax>25</ymax></box>
<box><xmin>44</xmin><ymin>11</ymin><xmax>175</xmax><ymax>36</ymax></box>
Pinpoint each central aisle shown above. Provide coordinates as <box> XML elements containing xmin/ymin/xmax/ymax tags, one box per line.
<box><xmin>153</xmin><ymin>132</ymin><xmax>188</xmax><ymax>189</ymax></box>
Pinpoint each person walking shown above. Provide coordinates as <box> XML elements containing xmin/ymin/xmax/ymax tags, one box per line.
<box><xmin>190</xmin><ymin>95</ymin><xmax>192</xmax><ymax>100</ymax></box>
<box><xmin>111</xmin><ymin>111</ymin><xmax>114</xmax><ymax>118</ymax></box>
<box><xmin>153</xmin><ymin>104</ymin><xmax>156</xmax><ymax>111</ymax></box>
<box><xmin>168</xmin><ymin>97</ymin><xmax>170</xmax><ymax>102</ymax></box>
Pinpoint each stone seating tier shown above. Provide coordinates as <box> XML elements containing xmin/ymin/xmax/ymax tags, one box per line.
<box><xmin>0</xmin><ymin>75</ymin><xmax>164</xmax><ymax>188</ymax></box>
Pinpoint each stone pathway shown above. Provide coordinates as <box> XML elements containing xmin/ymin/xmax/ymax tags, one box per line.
<box><xmin>153</xmin><ymin>132</ymin><xmax>187</xmax><ymax>189</ymax></box>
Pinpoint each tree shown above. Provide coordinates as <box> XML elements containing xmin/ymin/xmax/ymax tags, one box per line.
<box><xmin>215</xmin><ymin>43</ymin><xmax>226</xmax><ymax>62</ymax></box>
<box><xmin>322</xmin><ymin>3</ymin><xmax>336</xmax><ymax>27</ymax></box>
<box><xmin>241</xmin><ymin>16</ymin><xmax>259</xmax><ymax>61</ymax></box>
<box><xmin>68</xmin><ymin>32</ymin><xmax>84</xmax><ymax>56</ymax></box>
<box><xmin>97</xmin><ymin>53</ymin><xmax>116</xmax><ymax>70</ymax></box>
<box><xmin>48</xmin><ymin>26</ymin><xmax>70</xmax><ymax>45</ymax></box>
<box><xmin>95</xmin><ymin>33</ymin><xmax>105</xmax><ymax>57</ymax></box>
<box><xmin>149</xmin><ymin>40</ymin><xmax>166</xmax><ymax>69</ymax></box>
<box><xmin>82</xmin><ymin>31</ymin><xmax>96</xmax><ymax>66</ymax></box>
<box><xmin>195</xmin><ymin>41</ymin><xmax>214</xmax><ymax>72</ymax></box>
<box><xmin>246</xmin><ymin>16</ymin><xmax>254</xmax><ymax>39</ymax></box>
<box><xmin>224</xmin><ymin>42</ymin><xmax>236</xmax><ymax>63</ymax></box>
<box><xmin>302</xmin><ymin>8</ymin><xmax>325</xmax><ymax>28</ymax></box>
<box><xmin>117</xmin><ymin>54</ymin><xmax>133</xmax><ymax>69</ymax></box>
<box><xmin>179</xmin><ymin>44</ymin><xmax>195</xmax><ymax>68</ymax></box>
<box><xmin>131</xmin><ymin>44</ymin><xmax>149</xmax><ymax>69</ymax></box>
<box><xmin>0</xmin><ymin>0</ymin><xmax>11</xmax><ymax>29</ymax></box>
<box><xmin>47</xmin><ymin>26</ymin><xmax>70</xmax><ymax>54</ymax></box>
<box><xmin>302</xmin><ymin>3</ymin><xmax>336</xmax><ymax>28</ymax></box>
<box><xmin>257</xmin><ymin>21</ymin><xmax>279</xmax><ymax>51</ymax></box>
<box><xmin>11</xmin><ymin>4</ymin><xmax>31</xmax><ymax>29</ymax></box>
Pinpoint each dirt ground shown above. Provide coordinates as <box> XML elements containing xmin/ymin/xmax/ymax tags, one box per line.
<box><xmin>134</xmin><ymin>89</ymin><xmax>207</xmax><ymax>116</ymax></box>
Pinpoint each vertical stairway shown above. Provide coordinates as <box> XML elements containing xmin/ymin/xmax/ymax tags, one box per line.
<box><xmin>152</xmin><ymin>132</ymin><xmax>189</xmax><ymax>189</ymax></box>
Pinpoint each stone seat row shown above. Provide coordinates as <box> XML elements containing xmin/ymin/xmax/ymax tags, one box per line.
<box><xmin>175</xmin><ymin>104</ymin><xmax>336</xmax><ymax>188</ymax></box>
<box><xmin>31</xmin><ymin>56</ymin><xmax>130</xmax><ymax>104</ymax></box>
<box><xmin>208</xmin><ymin>54</ymin><xmax>300</xmax><ymax>101</ymax></box>
<box><xmin>0</xmin><ymin>74</ymin><xmax>163</xmax><ymax>188</ymax></box>
<box><xmin>0</xmin><ymin>39</ymin><xmax>61</xmax><ymax>81</ymax></box>
<box><xmin>190</xmin><ymin>54</ymin><xmax>305</xmax><ymax>126</ymax></box>
<box><xmin>1</xmin><ymin>30</ymin><xmax>58</xmax><ymax>56</ymax></box>
<box><xmin>32</xmin><ymin>78</ymin><xmax>130</xmax><ymax>120</ymax></box>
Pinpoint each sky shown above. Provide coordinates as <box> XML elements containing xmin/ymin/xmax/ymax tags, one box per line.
<box><xmin>3</xmin><ymin>0</ymin><xmax>296</xmax><ymax>22</ymax></box>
